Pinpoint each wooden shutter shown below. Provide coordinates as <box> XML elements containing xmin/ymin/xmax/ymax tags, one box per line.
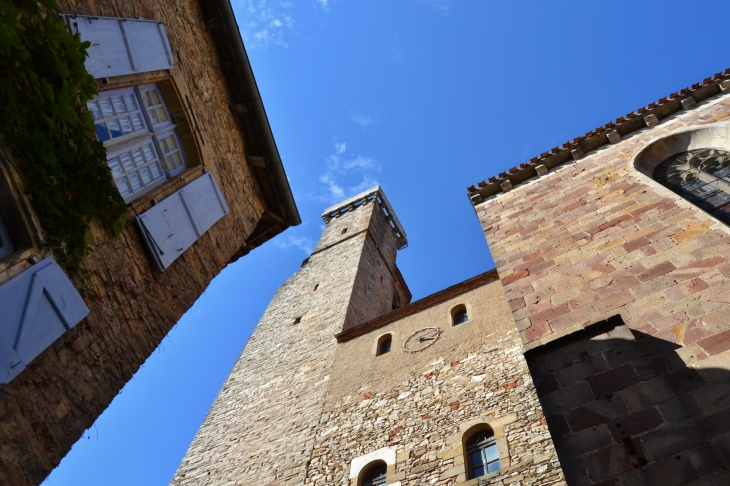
<box><xmin>0</xmin><ymin>257</ymin><xmax>89</xmax><ymax>384</ymax></box>
<box><xmin>61</xmin><ymin>15</ymin><xmax>174</xmax><ymax>79</ymax></box>
<box><xmin>136</xmin><ymin>172</ymin><xmax>228</xmax><ymax>271</ymax></box>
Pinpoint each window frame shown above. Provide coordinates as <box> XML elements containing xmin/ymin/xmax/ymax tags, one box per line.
<box><xmin>360</xmin><ymin>461</ymin><xmax>387</xmax><ymax>486</ymax></box>
<box><xmin>464</xmin><ymin>429</ymin><xmax>501</xmax><ymax>479</ymax></box>
<box><xmin>450</xmin><ymin>303</ymin><xmax>469</xmax><ymax>326</ymax></box>
<box><xmin>90</xmin><ymin>84</ymin><xmax>188</xmax><ymax>203</ymax></box>
<box><xmin>376</xmin><ymin>334</ymin><xmax>392</xmax><ymax>356</ymax></box>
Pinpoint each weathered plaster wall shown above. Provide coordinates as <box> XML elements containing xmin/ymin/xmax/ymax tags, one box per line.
<box><xmin>476</xmin><ymin>91</ymin><xmax>730</xmax><ymax>484</ymax></box>
<box><xmin>171</xmin><ymin>198</ymin><xmax>406</xmax><ymax>485</ymax></box>
<box><xmin>309</xmin><ymin>280</ymin><xmax>565</xmax><ymax>486</ymax></box>
<box><xmin>0</xmin><ymin>1</ymin><xmax>277</xmax><ymax>484</ymax></box>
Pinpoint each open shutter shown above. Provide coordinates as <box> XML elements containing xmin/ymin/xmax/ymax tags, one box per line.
<box><xmin>0</xmin><ymin>257</ymin><xmax>89</xmax><ymax>385</ymax></box>
<box><xmin>136</xmin><ymin>172</ymin><xmax>228</xmax><ymax>271</ymax></box>
<box><xmin>61</xmin><ymin>15</ymin><xmax>174</xmax><ymax>79</ymax></box>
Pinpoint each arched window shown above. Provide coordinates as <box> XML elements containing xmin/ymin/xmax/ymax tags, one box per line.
<box><xmin>451</xmin><ymin>304</ymin><xmax>468</xmax><ymax>325</ymax></box>
<box><xmin>361</xmin><ymin>462</ymin><xmax>387</xmax><ymax>486</ymax></box>
<box><xmin>654</xmin><ymin>148</ymin><xmax>730</xmax><ymax>224</ymax></box>
<box><xmin>376</xmin><ymin>334</ymin><xmax>392</xmax><ymax>356</ymax></box>
<box><xmin>465</xmin><ymin>429</ymin><xmax>500</xmax><ymax>478</ymax></box>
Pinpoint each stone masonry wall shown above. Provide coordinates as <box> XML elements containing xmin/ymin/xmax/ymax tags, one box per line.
<box><xmin>527</xmin><ymin>316</ymin><xmax>728</xmax><ymax>486</ymax></box>
<box><xmin>476</xmin><ymin>91</ymin><xmax>730</xmax><ymax>484</ymax></box>
<box><xmin>0</xmin><ymin>1</ymin><xmax>274</xmax><ymax>484</ymax></box>
<box><xmin>171</xmin><ymin>198</ymin><xmax>405</xmax><ymax>485</ymax></box>
<box><xmin>307</xmin><ymin>280</ymin><xmax>565</xmax><ymax>486</ymax></box>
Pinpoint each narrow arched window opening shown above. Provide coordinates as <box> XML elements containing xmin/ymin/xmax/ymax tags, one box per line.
<box><xmin>451</xmin><ymin>304</ymin><xmax>468</xmax><ymax>325</ymax></box>
<box><xmin>377</xmin><ymin>334</ymin><xmax>392</xmax><ymax>356</ymax></box>
<box><xmin>654</xmin><ymin>148</ymin><xmax>730</xmax><ymax>224</ymax></box>
<box><xmin>361</xmin><ymin>462</ymin><xmax>387</xmax><ymax>486</ymax></box>
<box><xmin>465</xmin><ymin>429</ymin><xmax>500</xmax><ymax>478</ymax></box>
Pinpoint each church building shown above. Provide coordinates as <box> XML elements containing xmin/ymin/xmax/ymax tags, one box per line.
<box><xmin>172</xmin><ymin>70</ymin><xmax>730</xmax><ymax>486</ymax></box>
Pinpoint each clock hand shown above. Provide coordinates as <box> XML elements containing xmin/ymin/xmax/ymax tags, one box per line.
<box><xmin>418</xmin><ymin>336</ymin><xmax>435</xmax><ymax>342</ymax></box>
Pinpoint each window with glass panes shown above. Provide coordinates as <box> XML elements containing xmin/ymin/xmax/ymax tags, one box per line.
<box><xmin>466</xmin><ymin>430</ymin><xmax>500</xmax><ymax>478</ymax></box>
<box><xmin>361</xmin><ymin>464</ymin><xmax>387</xmax><ymax>486</ymax></box>
<box><xmin>88</xmin><ymin>84</ymin><xmax>187</xmax><ymax>202</ymax></box>
<box><xmin>654</xmin><ymin>148</ymin><xmax>730</xmax><ymax>224</ymax></box>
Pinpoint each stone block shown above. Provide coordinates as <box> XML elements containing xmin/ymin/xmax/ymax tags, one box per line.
<box><xmin>642</xmin><ymin>420</ymin><xmax>706</xmax><ymax>460</ymax></box>
<box><xmin>644</xmin><ymin>114</ymin><xmax>659</xmax><ymax>127</ymax></box>
<box><xmin>571</xmin><ymin>147</ymin><xmax>585</xmax><ymax>160</ymax></box>
<box><xmin>560</xmin><ymin>456</ymin><xmax>591</xmax><ymax>486</ymax></box>
<box><xmin>584</xmin><ymin>443</ymin><xmax>633</xmax><ymax>482</ymax></box>
<box><xmin>696</xmin><ymin>408</ymin><xmax>730</xmax><ymax>439</ymax></box>
<box><xmin>663</xmin><ymin>367</ymin><xmax>708</xmax><ymax>396</ymax></box>
<box><xmin>501</xmin><ymin>180</ymin><xmax>513</xmax><ymax>192</ymax></box>
<box><xmin>535</xmin><ymin>164</ymin><xmax>548</xmax><ymax>176</ymax></box>
<box><xmin>606</xmin><ymin>130</ymin><xmax>621</xmax><ymax>144</ymax></box>
<box><xmin>540</xmin><ymin>381</ymin><xmax>597</xmax><ymax>418</ymax></box>
<box><xmin>589</xmin><ymin>364</ymin><xmax>641</xmax><ymax>398</ymax></box>
<box><xmin>621</xmin><ymin>377</ymin><xmax>675</xmax><ymax>412</ymax></box>
<box><xmin>555</xmin><ymin>354</ymin><xmax>609</xmax><ymax>387</ymax></box>
<box><xmin>607</xmin><ymin>406</ymin><xmax>664</xmax><ymax>441</ymax></box>
<box><xmin>642</xmin><ymin>453</ymin><xmax>700</xmax><ymax>486</ymax></box>
<box><xmin>682</xmin><ymin>97</ymin><xmax>698</xmax><ymax>110</ymax></box>
<box><xmin>556</xmin><ymin>424</ymin><xmax>613</xmax><ymax>460</ymax></box>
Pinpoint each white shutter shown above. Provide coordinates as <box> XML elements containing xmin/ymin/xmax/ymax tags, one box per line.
<box><xmin>61</xmin><ymin>15</ymin><xmax>174</xmax><ymax>79</ymax></box>
<box><xmin>136</xmin><ymin>173</ymin><xmax>228</xmax><ymax>271</ymax></box>
<box><xmin>0</xmin><ymin>257</ymin><xmax>89</xmax><ymax>384</ymax></box>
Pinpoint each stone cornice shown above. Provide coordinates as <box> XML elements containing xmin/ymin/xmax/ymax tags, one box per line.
<box><xmin>467</xmin><ymin>69</ymin><xmax>730</xmax><ymax>206</ymax></box>
<box><xmin>335</xmin><ymin>269</ymin><xmax>499</xmax><ymax>343</ymax></box>
<box><xmin>322</xmin><ymin>185</ymin><xmax>407</xmax><ymax>249</ymax></box>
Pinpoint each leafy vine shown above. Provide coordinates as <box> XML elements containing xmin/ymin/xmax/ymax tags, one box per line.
<box><xmin>0</xmin><ymin>0</ymin><xmax>127</xmax><ymax>274</ymax></box>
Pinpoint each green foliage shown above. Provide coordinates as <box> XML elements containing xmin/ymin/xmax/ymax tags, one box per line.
<box><xmin>0</xmin><ymin>0</ymin><xmax>127</xmax><ymax>273</ymax></box>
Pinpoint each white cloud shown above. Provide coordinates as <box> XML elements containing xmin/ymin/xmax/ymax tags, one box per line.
<box><xmin>417</xmin><ymin>0</ymin><xmax>450</xmax><ymax>14</ymax></box>
<box><xmin>316</xmin><ymin>0</ymin><xmax>329</xmax><ymax>10</ymax></box>
<box><xmin>313</xmin><ymin>140</ymin><xmax>380</xmax><ymax>204</ymax></box>
<box><xmin>350</xmin><ymin>114</ymin><xmax>376</xmax><ymax>127</ymax></box>
<box><xmin>274</xmin><ymin>234</ymin><xmax>315</xmax><ymax>254</ymax></box>
<box><xmin>236</xmin><ymin>0</ymin><xmax>295</xmax><ymax>50</ymax></box>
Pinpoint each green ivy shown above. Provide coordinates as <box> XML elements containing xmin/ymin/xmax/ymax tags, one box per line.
<box><xmin>0</xmin><ymin>0</ymin><xmax>127</xmax><ymax>274</ymax></box>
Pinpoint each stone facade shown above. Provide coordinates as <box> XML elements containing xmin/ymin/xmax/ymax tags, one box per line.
<box><xmin>0</xmin><ymin>1</ymin><xmax>298</xmax><ymax>484</ymax></box>
<box><xmin>174</xmin><ymin>188</ymin><xmax>566</xmax><ymax>486</ymax></box>
<box><xmin>311</xmin><ymin>275</ymin><xmax>564</xmax><ymax>486</ymax></box>
<box><xmin>172</xmin><ymin>189</ymin><xmax>409</xmax><ymax>485</ymax></box>
<box><xmin>476</xmin><ymin>87</ymin><xmax>730</xmax><ymax>484</ymax></box>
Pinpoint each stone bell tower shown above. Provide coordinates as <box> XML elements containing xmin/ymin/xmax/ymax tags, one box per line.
<box><xmin>171</xmin><ymin>186</ymin><xmax>410</xmax><ymax>485</ymax></box>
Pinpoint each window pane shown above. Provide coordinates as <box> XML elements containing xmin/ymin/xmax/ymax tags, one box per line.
<box><xmin>704</xmin><ymin>191</ymin><xmax>730</xmax><ymax>210</ymax></box>
<box><xmin>485</xmin><ymin>444</ymin><xmax>499</xmax><ymax>463</ymax></box>
<box><xmin>95</xmin><ymin>123</ymin><xmax>110</xmax><ymax>142</ymax></box>
<box><xmin>99</xmin><ymin>99</ymin><xmax>114</xmax><ymax>117</ymax></box>
<box><xmin>128</xmin><ymin>172</ymin><xmax>143</xmax><ymax>192</ymax></box>
<box><xmin>131</xmin><ymin>113</ymin><xmax>145</xmax><ymax>131</ymax></box>
<box><xmin>112</xmin><ymin>96</ymin><xmax>127</xmax><ymax>114</ymax></box>
<box><xmin>469</xmin><ymin>450</ymin><xmax>484</xmax><ymax>468</ymax></box>
<box><xmin>487</xmin><ymin>460</ymin><xmax>501</xmax><ymax>474</ymax></box>
<box><xmin>107</xmin><ymin>118</ymin><xmax>122</xmax><ymax>139</ymax></box>
<box><xmin>165</xmin><ymin>152</ymin><xmax>183</xmax><ymax>171</ymax></box>
<box><xmin>119</xmin><ymin>116</ymin><xmax>133</xmax><ymax>134</ymax></box>
<box><xmin>123</xmin><ymin>94</ymin><xmax>138</xmax><ymax>111</ymax></box>
<box><xmin>115</xmin><ymin>177</ymin><xmax>131</xmax><ymax>198</ymax></box>
<box><xmin>132</xmin><ymin>147</ymin><xmax>146</xmax><ymax>167</ymax></box>
<box><xmin>119</xmin><ymin>153</ymin><xmax>135</xmax><ymax>172</ymax></box>
<box><xmin>139</xmin><ymin>167</ymin><xmax>153</xmax><ymax>185</ymax></box>
<box><xmin>107</xmin><ymin>157</ymin><xmax>124</xmax><ymax>178</ymax></box>
<box><xmin>87</xmin><ymin>101</ymin><xmax>102</xmax><ymax>120</ymax></box>
<box><xmin>154</xmin><ymin>106</ymin><xmax>169</xmax><ymax>123</ymax></box>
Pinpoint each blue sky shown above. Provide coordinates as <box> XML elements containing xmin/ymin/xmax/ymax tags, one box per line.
<box><xmin>43</xmin><ymin>0</ymin><xmax>730</xmax><ymax>484</ymax></box>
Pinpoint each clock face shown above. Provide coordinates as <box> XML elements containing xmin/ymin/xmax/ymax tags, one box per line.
<box><xmin>403</xmin><ymin>327</ymin><xmax>442</xmax><ymax>353</ymax></box>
